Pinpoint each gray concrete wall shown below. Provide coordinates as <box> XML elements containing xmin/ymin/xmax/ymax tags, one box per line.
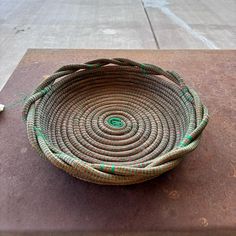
<box><xmin>0</xmin><ymin>0</ymin><xmax>235</xmax><ymax>90</ymax></box>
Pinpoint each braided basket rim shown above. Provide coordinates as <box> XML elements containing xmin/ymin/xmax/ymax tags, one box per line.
<box><xmin>22</xmin><ymin>58</ymin><xmax>209</xmax><ymax>185</ymax></box>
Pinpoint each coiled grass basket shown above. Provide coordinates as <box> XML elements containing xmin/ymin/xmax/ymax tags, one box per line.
<box><xmin>23</xmin><ymin>58</ymin><xmax>209</xmax><ymax>185</ymax></box>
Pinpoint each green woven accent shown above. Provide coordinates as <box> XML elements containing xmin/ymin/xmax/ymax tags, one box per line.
<box><xmin>22</xmin><ymin>58</ymin><xmax>209</xmax><ymax>185</ymax></box>
<box><xmin>86</xmin><ymin>64</ymin><xmax>99</xmax><ymax>69</ymax></box>
<box><xmin>186</xmin><ymin>135</ymin><xmax>193</xmax><ymax>141</ymax></box>
<box><xmin>107</xmin><ymin>117</ymin><xmax>125</xmax><ymax>128</ymax></box>
<box><xmin>111</xmin><ymin>165</ymin><xmax>115</xmax><ymax>173</ymax></box>
<box><xmin>140</xmin><ymin>63</ymin><xmax>146</xmax><ymax>74</ymax></box>
<box><xmin>34</xmin><ymin>127</ymin><xmax>46</xmax><ymax>139</ymax></box>
<box><xmin>41</xmin><ymin>87</ymin><xmax>50</xmax><ymax>95</ymax></box>
<box><xmin>100</xmin><ymin>163</ymin><xmax>105</xmax><ymax>171</ymax></box>
<box><xmin>178</xmin><ymin>141</ymin><xmax>186</xmax><ymax>147</ymax></box>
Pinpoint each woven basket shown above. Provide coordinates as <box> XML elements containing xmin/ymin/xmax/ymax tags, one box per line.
<box><xmin>23</xmin><ymin>58</ymin><xmax>209</xmax><ymax>185</ymax></box>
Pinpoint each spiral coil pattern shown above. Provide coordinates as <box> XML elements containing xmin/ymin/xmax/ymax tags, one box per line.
<box><xmin>23</xmin><ymin>58</ymin><xmax>209</xmax><ymax>185</ymax></box>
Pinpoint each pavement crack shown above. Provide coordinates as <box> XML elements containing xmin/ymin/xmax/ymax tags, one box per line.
<box><xmin>141</xmin><ymin>0</ymin><xmax>160</xmax><ymax>49</ymax></box>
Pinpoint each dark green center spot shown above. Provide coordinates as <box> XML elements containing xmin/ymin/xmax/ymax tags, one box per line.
<box><xmin>107</xmin><ymin>117</ymin><xmax>125</xmax><ymax>128</ymax></box>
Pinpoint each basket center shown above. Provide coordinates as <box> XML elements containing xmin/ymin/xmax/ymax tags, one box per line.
<box><xmin>107</xmin><ymin>117</ymin><xmax>125</xmax><ymax>128</ymax></box>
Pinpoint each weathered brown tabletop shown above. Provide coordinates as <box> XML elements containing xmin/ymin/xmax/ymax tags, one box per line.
<box><xmin>0</xmin><ymin>49</ymin><xmax>235</xmax><ymax>236</ymax></box>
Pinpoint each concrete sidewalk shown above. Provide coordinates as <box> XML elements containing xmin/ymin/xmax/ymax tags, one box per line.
<box><xmin>0</xmin><ymin>0</ymin><xmax>235</xmax><ymax>90</ymax></box>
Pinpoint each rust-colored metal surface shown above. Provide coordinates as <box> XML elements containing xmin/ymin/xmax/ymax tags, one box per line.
<box><xmin>0</xmin><ymin>49</ymin><xmax>235</xmax><ymax>235</ymax></box>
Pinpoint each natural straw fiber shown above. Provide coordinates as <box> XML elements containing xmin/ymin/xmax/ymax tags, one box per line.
<box><xmin>23</xmin><ymin>58</ymin><xmax>209</xmax><ymax>185</ymax></box>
